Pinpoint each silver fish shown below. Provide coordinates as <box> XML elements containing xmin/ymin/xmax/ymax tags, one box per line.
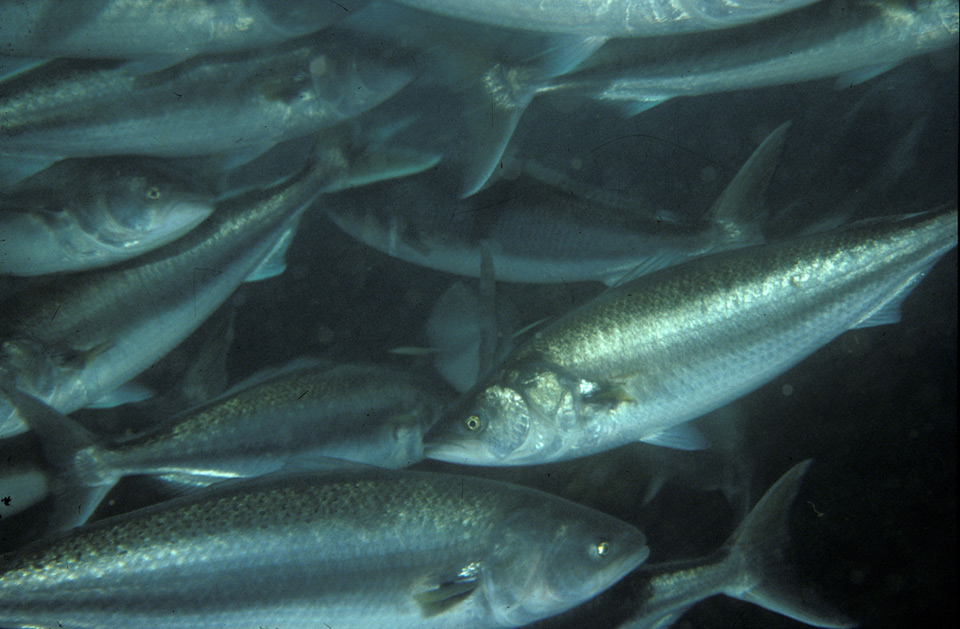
<box><xmin>531</xmin><ymin>460</ymin><xmax>855</xmax><ymax>629</ymax></box>
<box><xmin>0</xmin><ymin>128</ymin><xmax>440</xmax><ymax>439</ymax></box>
<box><xmin>0</xmin><ymin>467</ymin><xmax>649</xmax><ymax>628</ymax></box>
<box><xmin>0</xmin><ymin>34</ymin><xmax>410</xmax><ymax>185</ymax></box>
<box><xmin>552</xmin><ymin>0</ymin><xmax>960</xmax><ymax>114</ymax></box>
<box><xmin>326</xmin><ymin>121</ymin><xmax>789</xmax><ymax>285</ymax></box>
<box><xmin>392</xmin><ymin>0</ymin><xmax>823</xmax><ymax>37</ymax></box>
<box><xmin>424</xmin><ymin>205</ymin><xmax>958</xmax><ymax>465</ymax></box>
<box><xmin>0</xmin><ymin>158</ymin><xmax>215</xmax><ymax>276</ymax></box>
<box><xmin>453</xmin><ymin>0</ymin><xmax>958</xmax><ymax>192</ymax></box>
<box><xmin>0</xmin><ymin>0</ymin><xmax>370</xmax><ymax>60</ymax></box>
<box><xmin>5</xmin><ymin>359</ymin><xmax>449</xmax><ymax>529</ymax></box>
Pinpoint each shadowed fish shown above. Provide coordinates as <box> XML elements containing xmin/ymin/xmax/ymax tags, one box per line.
<box><xmin>326</xmin><ymin>121</ymin><xmax>790</xmax><ymax>285</ymax></box>
<box><xmin>0</xmin><ymin>33</ymin><xmax>410</xmax><ymax>185</ymax></box>
<box><xmin>0</xmin><ymin>157</ymin><xmax>216</xmax><ymax>276</ymax></box>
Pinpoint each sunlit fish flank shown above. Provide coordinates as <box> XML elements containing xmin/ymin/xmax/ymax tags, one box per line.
<box><xmin>392</xmin><ymin>0</ymin><xmax>823</xmax><ymax>37</ymax></box>
<box><xmin>0</xmin><ymin>0</ymin><xmax>370</xmax><ymax>61</ymax></box>
<box><xmin>326</xmin><ymin>121</ymin><xmax>789</xmax><ymax>285</ymax></box>
<box><xmin>0</xmin><ymin>33</ymin><xmax>410</xmax><ymax>185</ymax></box>
<box><xmin>0</xmin><ymin>467</ymin><xmax>649</xmax><ymax>628</ymax></box>
<box><xmin>0</xmin><ymin>128</ymin><xmax>440</xmax><ymax>439</ymax></box>
<box><xmin>0</xmin><ymin>158</ymin><xmax>216</xmax><ymax>276</ymax></box>
<box><xmin>532</xmin><ymin>460</ymin><xmax>856</xmax><ymax>629</ymax></box>
<box><xmin>2</xmin><ymin>360</ymin><xmax>450</xmax><ymax>529</ymax></box>
<box><xmin>425</xmin><ymin>205</ymin><xmax>958</xmax><ymax>466</ymax></box>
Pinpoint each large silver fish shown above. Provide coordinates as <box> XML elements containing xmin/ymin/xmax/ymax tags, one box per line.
<box><xmin>0</xmin><ymin>158</ymin><xmax>216</xmax><ymax>276</ymax></box>
<box><xmin>424</xmin><ymin>205</ymin><xmax>958</xmax><ymax>466</ymax></box>
<box><xmin>0</xmin><ymin>129</ymin><xmax>440</xmax><ymax>439</ymax></box>
<box><xmin>392</xmin><ymin>0</ymin><xmax>823</xmax><ymax>37</ymax></box>
<box><xmin>0</xmin><ymin>467</ymin><xmax>649</xmax><ymax>628</ymax></box>
<box><xmin>0</xmin><ymin>0</ymin><xmax>370</xmax><ymax>60</ymax></box>
<box><xmin>326</xmin><ymin>121</ymin><xmax>789</xmax><ymax>285</ymax></box>
<box><xmin>532</xmin><ymin>460</ymin><xmax>855</xmax><ymax>629</ymax></box>
<box><xmin>0</xmin><ymin>34</ymin><xmax>410</xmax><ymax>185</ymax></box>
<box><xmin>4</xmin><ymin>359</ymin><xmax>449</xmax><ymax>529</ymax></box>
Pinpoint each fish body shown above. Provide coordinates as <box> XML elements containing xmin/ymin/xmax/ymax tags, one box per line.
<box><xmin>327</xmin><ymin>121</ymin><xmax>788</xmax><ymax>284</ymax></box>
<box><xmin>0</xmin><ymin>35</ymin><xmax>410</xmax><ymax>183</ymax></box>
<box><xmin>0</xmin><ymin>158</ymin><xmax>216</xmax><ymax>276</ymax></box>
<box><xmin>0</xmin><ymin>468</ymin><xmax>649</xmax><ymax>628</ymax></box>
<box><xmin>554</xmin><ymin>0</ymin><xmax>959</xmax><ymax>111</ymax></box>
<box><xmin>392</xmin><ymin>0</ymin><xmax>823</xmax><ymax>37</ymax></box>
<box><xmin>0</xmin><ymin>128</ymin><xmax>431</xmax><ymax>439</ymax></box>
<box><xmin>0</xmin><ymin>0</ymin><xmax>369</xmax><ymax>60</ymax></box>
<box><xmin>425</xmin><ymin>206</ymin><xmax>958</xmax><ymax>465</ymax></box>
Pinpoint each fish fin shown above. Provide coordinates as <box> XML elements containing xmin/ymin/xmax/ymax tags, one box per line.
<box><xmin>322</xmin><ymin>148</ymin><xmax>442</xmax><ymax>194</ymax></box>
<box><xmin>0</xmin><ymin>387</ymin><xmax>115</xmax><ymax>530</ymax></box>
<box><xmin>459</xmin><ymin>36</ymin><xmax>604</xmax><ymax>198</ymax></box>
<box><xmin>0</xmin><ymin>155</ymin><xmax>58</xmax><ymax>188</ymax></box>
<box><xmin>833</xmin><ymin>64</ymin><xmax>898</xmax><ymax>89</ymax></box>
<box><xmin>85</xmin><ymin>381</ymin><xmax>156</xmax><ymax>409</ymax></box>
<box><xmin>536</xmin><ymin>35</ymin><xmax>608</xmax><ymax>77</ymax></box>
<box><xmin>477</xmin><ymin>242</ymin><xmax>498</xmax><ymax>381</ymax></box>
<box><xmin>602</xmin><ymin>249</ymin><xmax>690</xmax><ymax>286</ymax></box>
<box><xmin>618</xmin><ymin>98</ymin><xmax>670</xmax><ymax>118</ymax></box>
<box><xmin>155</xmin><ymin>472</ymin><xmax>224</xmax><ymax>490</ymax></box>
<box><xmin>0</xmin><ymin>56</ymin><xmax>50</xmax><ymax>81</ymax></box>
<box><xmin>120</xmin><ymin>55</ymin><xmax>193</xmax><ymax>76</ymax></box>
<box><xmin>706</xmin><ymin>121</ymin><xmax>791</xmax><ymax>242</ymax></box>
<box><xmin>244</xmin><ymin>223</ymin><xmax>298</xmax><ymax>282</ymax></box>
<box><xmin>415</xmin><ymin>576</ymin><xmax>480</xmax><ymax>617</ymax></box>
<box><xmin>584</xmin><ymin>386</ymin><xmax>634</xmax><ymax>406</ymax></box>
<box><xmin>178</xmin><ymin>308</ymin><xmax>236</xmax><ymax>407</ymax></box>
<box><xmin>217</xmin><ymin>356</ymin><xmax>337</xmax><ymax>400</ymax></box>
<box><xmin>721</xmin><ymin>460</ymin><xmax>857</xmax><ymax>628</ymax></box>
<box><xmin>639</xmin><ymin>424</ymin><xmax>708</xmax><ymax>451</ymax></box>
<box><xmin>642</xmin><ymin>474</ymin><xmax>668</xmax><ymax>506</ymax></box>
<box><xmin>850</xmin><ymin>270</ymin><xmax>930</xmax><ymax>329</ymax></box>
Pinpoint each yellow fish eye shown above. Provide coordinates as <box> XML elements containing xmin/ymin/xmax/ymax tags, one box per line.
<box><xmin>145</xmin><ymin>186</ymin><xmax>161</xmax><ymax>200</ymax></box>
<box><xmin>596</xmin><ymin>541</ymin><xmax>610</xmax><ymax>557</ymax></box>
<box><xmin>465</xmin><ymin>415</ymin><xmax>483</xmax><ymax>432</ymax></box>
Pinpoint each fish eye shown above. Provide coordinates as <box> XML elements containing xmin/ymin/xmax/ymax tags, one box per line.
<box><xmin>465</xmin><ymin>414</ymin><xmax>483</xmax><ymax>432</ymax></box>
<box><xmin>595</xmin><ymin>541</ymin><xmax>610</xmax><ymax>557</ymax></box>
<box><xmin>145</xmin><ymin>186</ymin><xmax>161</xmax><ymax>200</ymax></box>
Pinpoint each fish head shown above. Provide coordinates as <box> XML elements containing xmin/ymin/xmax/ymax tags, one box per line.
<box><xmin>423</xmin><ymin>362</ymin><xmax>581</xmax><ymax>466</ymax></box>
<box><xmin>481</xmin><ymin>502</ymin><xmax>649</xmax><ymax>625</ymax></box>
<box><xmin>89</xmin><ymin>170</ymin><xmax>215</xmax><ymax>250</ymax></box>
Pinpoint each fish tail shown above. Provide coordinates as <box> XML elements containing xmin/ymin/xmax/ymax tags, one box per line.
<box><xmin>0</xmin><ymin>386</ymin><xmax>117</xmax><ymax>531</ymax></box>
<box><xmin>720</xmin><ymin>459</ymin><xmax>856</xmax><ymax>628</ymax></box>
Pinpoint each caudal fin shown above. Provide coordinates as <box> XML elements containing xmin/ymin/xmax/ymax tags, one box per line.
<box><xmin>0</xmin><ymin>386</ymin><xmax>116</xmax><ymax>532</ymax></box>
<box><xmin>721</xmin><ymin>459</ymin><xmax>856</xmax><ymax>628</ymax></box>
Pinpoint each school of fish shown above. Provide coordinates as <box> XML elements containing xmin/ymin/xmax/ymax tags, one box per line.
<box><xmin>0</xmin><ymin>1</ymin><xmax>956</xmax><ymax>628</ymax></box>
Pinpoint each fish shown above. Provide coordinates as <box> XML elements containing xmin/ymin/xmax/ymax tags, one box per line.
<box><xmin>3</xmin><ymin>359</ymin><xmax>450</xmax><ymax>530</ymax></box>
<box><xmin>0</xmin><ymin>126</ymin><xmax>441</xmax><ymax>439</ymax></box>
<box><xmin>424</xmin><ymin>204</ymin><xmax>958</xmax><ymax>466</ymax></box>
<box><xmin>448</xmin><ymin>0</ymin><xmax>958</xmax><ymax>193</ymax></box>
<box><xmin>0</xmin><ymin>157</ymin><xmax>216</xmax><ymax>276</ymax></box>
<box><xmin>326</xmin><ymin>121</ymin><xmax>789</xmax><ymax>285</ymax></box>
<box><xmin>0</xmin><ymin>0</ymin><xmax>370</xmax><ymax>61</ymax></box>
<box><xmin>531</xmin><ymin>460</ymin><xmax>856</xmax><ymax>629</ymax></box>
<box><xmin>0</xmin><ymin>33</ymin><xmax>410</xmax><ymax>185</ymax></box>
<box><xmin>0</xmin><ymin>466</ymin><xmax>649</xmax><ymax>628</ymax></box>
<box><xmin>550</xmin><ymin>0</ymin><xmax>960</xmax><ymax>114</ymax></box>
<box><xmin>391</xmin><ymin>0</ymin><xmax>824</xmax><ymax>37</ymax></box>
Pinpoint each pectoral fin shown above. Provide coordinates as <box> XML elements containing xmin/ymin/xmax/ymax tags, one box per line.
<box><xmin>414</xmin><ymin>575</ymin><xmax>480</xmax><ymax>617</ymax></box>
